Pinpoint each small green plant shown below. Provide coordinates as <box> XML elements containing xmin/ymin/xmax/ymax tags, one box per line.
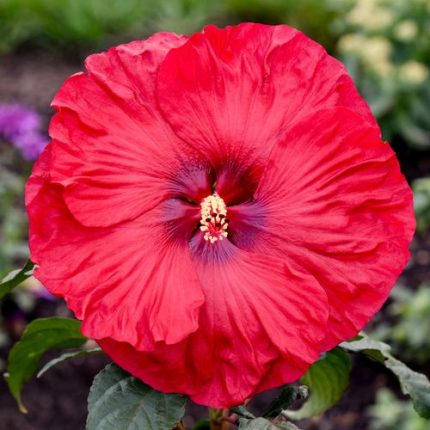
<box><xmin>372</xmin><ymin>284</ymin><xmax>430</xmax><ymax>364</ymax></box>
<box><xmin>369</xmin><ymin>388</ymin><xmax>429</xmax><ymax>430</ymax></box>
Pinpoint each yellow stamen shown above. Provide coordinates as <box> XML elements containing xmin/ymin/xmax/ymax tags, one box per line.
<box><xmin>200</xmin><ymin>194</ymin><xmax>228</xmax><ymax>243</ymax></box>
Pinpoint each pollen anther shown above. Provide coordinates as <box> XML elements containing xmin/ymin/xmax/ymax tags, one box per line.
<box><xmin>200</xmin><ymin>194</ymin><xmax>228</xmax><ymax>243</ymax></box>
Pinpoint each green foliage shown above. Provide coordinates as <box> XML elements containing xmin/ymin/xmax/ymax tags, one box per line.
<box><xmin>230</xmin><ymin>388</ymin><xmax>306</xmax><ymax>428</ymax></box>
<box><xmin>152</xmin><ymin>0</ymin><xmax>223</xmax><ymax>35</ymax></box>
<box><xmin>263</xmin><ymin>386</ymin><xmax>309</xmax><ymax>419</ymax></box>
<box><xmin>86</xmin><ymin>363</ymin><xmax>186</xmax><ymax>430</ymax></box>
<box><xmin>226</xmin><ymin>0</ymin><xmax>339</xmax><ymax>50</ymax></box>
<box><xmin>342</xmin><ymin>334</ymin><xmax>430</xmax><ymax>419</ymax></box>
<box><xmin>0</xmin><ymin>0</ymin><xmax>153</xmax><ymax>54</ymax></box>
<box><xmin>0</xmin><ymin>260</ymin><xmax>34</xmax><ymax>299</ymax></box>
<box><xmin>372</xmin><ymin>284</ymin><xmax>430</xmax><ymax>364</ymax></box>
<box><xmin>231</xmin><ymin>405</ymin><xmax>256</xmax><ymax>419</ymax></box>
<box><xmin>238</xmin><ymin>417</ymin><xmax>301</xmax><ymax>429</ymax></box>
<box><xmin>37</xmin><ymin>347</ymin><xmax>102</xmax><ymax>378</ymax></box>
<box><xmin>6</xmin><ymin>317</ymin><xmax>87</xmax><ymax>412</ymax></box>
<box><xmin>285</xmin><ymin>348</ymin><xmax>351</xmax><ymax>419</ymax></box>
<box><xmin>413</xmin><ymin>178</ymin><xmax>430</xmax><ymax>232</ymax></box>
<box><xmin>369</xmin><ymin>388</ymin><xmax>429</xmax><ymax>430</ymax></box>
<box><xmin>0</xmin><ymin>0</ymin><xmax>220</xmax><ymax>56</ymax></box>
<box><xmin>0</xmin><ymin>0</ymin><xmax>32</xmax><ymax>54</ymax></box>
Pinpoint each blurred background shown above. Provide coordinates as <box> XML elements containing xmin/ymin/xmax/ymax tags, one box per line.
<box><xmin>0</xmin><ymin>0</ymin><xmax>429</xmax><ymax>429</ymax></box>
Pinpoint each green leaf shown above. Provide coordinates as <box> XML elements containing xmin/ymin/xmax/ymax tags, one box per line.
<box><xmin>238</xmin><ymin>418</ymin><xmax>275</xmax><ymax>430</ymax></box>
<box><xmin>6</xmin><ymin>317</ymin><xmax>86</xmax><ymax>413</ymax></box>
<box><xmin>37</xmin><ymin>347</ymin><xmax>103</xmax><ymax>378</ymax></box>
<box><xmin>238</xmin><ymin>418</ymin><xmax>301</xmax><ymax>430</ymax></box>
<box><xmin>263</xmin><ymin>385</ymin><xmax>309</xmax><ymax>418</ymax></box>
<box><xmin>341</xmin><ymin>335</ymin><xmax>430</xmax><ymax>419</ymax></box>
<box><xmin>285</xmin><ymin>348</ymin><xmax>351</xmax><ymax>420</ymax></box>
<box><xmin>231</xmin><ymin>405</ymin><xmax>256</xmax><ymax>419</ymax></box>
<box><xmin>0</xmin><ymin>260</ymin><xmax>34</xmax><ymax>299</ymax></box>
<box><xmin>86</xmin><ymin>363</ymin><xmax>186</xmax><ymax>430</ymax></box>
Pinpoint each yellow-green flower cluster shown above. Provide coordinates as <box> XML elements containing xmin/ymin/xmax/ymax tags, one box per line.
<box><xmin>335</xmin><ymin>0</ymin><xmax>429</xmax><ymax>86</ymax></box>
<box><xmin>330</xmin><ymin>0</ymin><xmax>430</xmax><ymax>148</ymax></box>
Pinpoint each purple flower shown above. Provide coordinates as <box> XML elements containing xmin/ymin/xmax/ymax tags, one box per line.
<box><xmin>11</xmin><ymin>131</ymin><xmax>48</xmax><ymax>160</ymax></box>
<box><xmin>0</xmin><ymin>104</ymin><xmax>48</xmax><ymax>160</ymax></box>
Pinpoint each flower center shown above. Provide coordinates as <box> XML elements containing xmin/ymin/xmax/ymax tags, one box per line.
<box><xmin>200</xmin><ymin>194</ymin><xmax>228</xmax><ymax>244</ymax></box>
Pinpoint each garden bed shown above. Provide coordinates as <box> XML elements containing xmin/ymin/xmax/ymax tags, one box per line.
<box><xmin>1</xmin><ymin>49</ymin><xmax>429</xmax><ymax>430</ymax></box>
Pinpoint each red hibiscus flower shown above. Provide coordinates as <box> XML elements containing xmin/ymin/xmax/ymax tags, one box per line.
<box><xmin>26</xmin><ymin>23</ymin><xmax>415</xmax><ymax>407</ymax></box>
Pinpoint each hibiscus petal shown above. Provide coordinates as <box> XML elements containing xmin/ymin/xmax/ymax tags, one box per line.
<box><xmin>26</xmin><ymin>150</ymin><xmax>204</xmax><ymax>346</ymax></box>
<box><xmin>98</xmin><ymin>238</ymin><xmax>328</xmax><ymax>407</ymax></box>
<box><xmin>252</xmin><ymin>107</ymin><xmax>415</xmax><ymax>350</ymax></box>
<box><xmin>25</xmin><ymin>24</ymin><xmax>415</xmax><ymax>410</ymax></box>
<box><xmin>49</xmin><ymin>33</ymin><xmax>199</xmax><ymax>227</ymax></box>
<box><xmin>192</xmin><ymin>240</ymin><xmax>329</xmax><ymax>404</ymax></box>
<box><xmin>157</xmin><ymin>23</ymin><xmax>377</xmax><ymax>183</ymax></box>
